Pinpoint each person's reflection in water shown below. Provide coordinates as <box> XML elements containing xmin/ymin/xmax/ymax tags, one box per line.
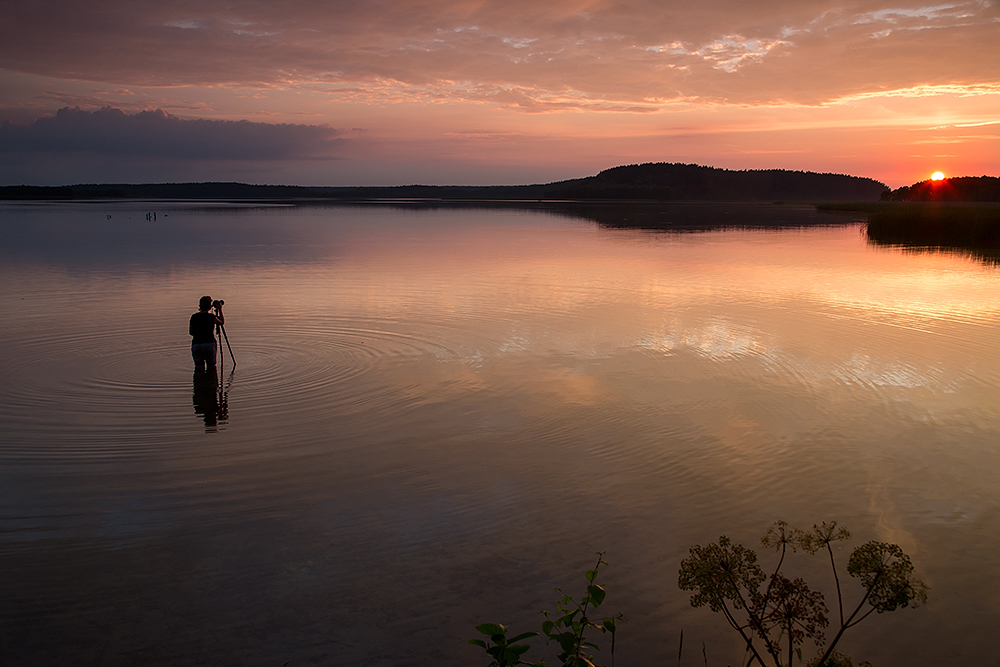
<box><xmin>192</xmin><ymin>366</ymin><xmax>229</xmax><ymax>432</ymax></box>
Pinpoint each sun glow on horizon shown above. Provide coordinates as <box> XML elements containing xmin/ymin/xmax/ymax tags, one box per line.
<box><xmin>931</xmin><ymin>171</ymin><xmax>945</xmax><ymax>181</ymax></box>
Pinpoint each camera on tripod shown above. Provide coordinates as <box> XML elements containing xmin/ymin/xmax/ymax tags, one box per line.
<box><xmin>212</xmin><ymin>299</ymin><xmax>224</xmax><ymax>309</ymax></box>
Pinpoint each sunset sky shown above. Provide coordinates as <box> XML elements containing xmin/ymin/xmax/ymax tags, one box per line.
<box><xmin>1</xmin><ymin>0</ymin><xmax>998</xmax><ymax>187</ymax></box>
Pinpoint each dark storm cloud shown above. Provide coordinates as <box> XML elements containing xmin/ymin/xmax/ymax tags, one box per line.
<box><xmin>0</xmin><ymin>106</ymin><xmax>345</xmax><ymax>160</ymax></box>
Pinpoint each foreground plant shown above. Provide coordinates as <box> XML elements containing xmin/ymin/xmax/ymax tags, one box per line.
<box><xmin>470</xmin><ymin>553</ymin><xmax>624</xmax><ymax>667</ymax></box>
<box><xmin>678</xmin><ymin>521</ymin><xmax>928</xmax><ymax>667</ymax></box>
<box><xmin>469</xmin><ymin>623</ymin><xmax>542</xmax><ymax>667</ymax></box>
<box><xmin>540</xmin><ymin>553</ymin><xmax>624</xmax><ymax>667</ymax></box>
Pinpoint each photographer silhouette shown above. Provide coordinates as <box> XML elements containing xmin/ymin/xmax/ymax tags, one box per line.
<box><xmin>189</xmin><ymin>295</ymin><xmax>224</xmax><ymax>370</ymax></box>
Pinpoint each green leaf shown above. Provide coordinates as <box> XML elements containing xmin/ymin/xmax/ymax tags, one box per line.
<box><xmin>557</xmin><ymin>610</ymin><xmax>580</xmax><ymax>625</ymax></box>
<box><xmin>603</xmin><ymin>618</ymin><xmax>617</xmax><ymax>634</ymax></box>
<box><xmin>467</xmin><ymin>639</ymin><xmax>488</xmax><ymax>648</ymax></box>
<box><xmin>503</xmin><ymin>645</ymin><xmax>532</xmax><ymax>662</ymax></box>
<box><xmin>555</xmin><ymin>632</ymin><xmax>578</xmax><ymax>653</ymax></box>
<box><xmin>585</xmin><ymin>569</ymin><xmax>598</xmax><ymax>583</ymax></box>
<box><xmin>541</xmin><ymin>621</ymin><xmax>554</xmax><ymax>636</ymax></box>
<box><xmin>508</xmin><ymin>632</ymin><xmax>539</xmax><ymax>643</ymax></box>
<box><xmin>476</xmin><ymin>623</ymin><xmax>507</xmax><ymax>636</ymax></box>
<box><xmin>587</xmin><ymin>585</ymin><xmax>606</xmax><ymax>606</ymax></box>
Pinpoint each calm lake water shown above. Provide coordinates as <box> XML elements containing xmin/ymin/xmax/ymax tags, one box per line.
<box><xmin>2</xmin><ymin>201</ymin><xmax>999</xmax><ymax>666</ymax></box>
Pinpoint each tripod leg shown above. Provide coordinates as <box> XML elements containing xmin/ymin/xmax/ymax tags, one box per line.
<box><xmin>220</xmin><ymin>325</ymin><xmax>237</xmax><ymax>368</ymax></box>
<box><xmin>216</xmin><ymin>324</ymin><xmax>224</xmax><ymax>375</ymax></box>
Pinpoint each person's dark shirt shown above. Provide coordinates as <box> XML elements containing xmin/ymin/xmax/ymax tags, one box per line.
<box><xmin>189</xmin><ymin>311</ymin><xmax>218</xmax><ymax>344</ymax></box>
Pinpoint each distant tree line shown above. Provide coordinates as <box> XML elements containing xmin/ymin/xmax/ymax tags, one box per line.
<box><xmin>0</xmin><ymin>163</ymin><xmax>889</xmax><ymax>202</ymax></box>
<box><xmin>881</xmin><ymin>176</ymin><xmax>1000</xmax><ymax>202</ymax></box>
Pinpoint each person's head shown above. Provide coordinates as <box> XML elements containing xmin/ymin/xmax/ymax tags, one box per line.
<box><xmin>199</xmin><ymin>295</ymin><xmax>213</xmax><ymax>311</ymax></box>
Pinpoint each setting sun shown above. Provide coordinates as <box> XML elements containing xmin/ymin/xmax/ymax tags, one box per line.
<box><xmin>931</xmin><ymin>171</ymin><xmax>945</xmax><ymax>181</ymax></box>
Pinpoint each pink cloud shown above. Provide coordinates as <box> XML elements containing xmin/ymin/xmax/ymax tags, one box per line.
<box><xmin>1</xmin><ymin>0</ymin><xmax>996</xmax><ymax>105</ymax></box>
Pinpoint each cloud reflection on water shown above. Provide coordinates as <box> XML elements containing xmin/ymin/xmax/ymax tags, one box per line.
<box><xmin>3</xmin><ymin>202</ymin><xmax>1000</xmax><ymax>666</ymax></box>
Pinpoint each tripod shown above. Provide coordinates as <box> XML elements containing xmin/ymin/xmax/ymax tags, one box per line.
<box><xmin>214</xmin><ymin>304</ymin><xmax>237</xmax><ymax>369</ymax></box>
<box><xmin>213</xmin><ymin>304</ymin><xmax>236</xmax><ymax>421</ymax></box>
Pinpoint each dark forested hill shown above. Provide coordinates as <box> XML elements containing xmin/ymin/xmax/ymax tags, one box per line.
<box><xmin>546</xmin><ymin>163</ymin><xmax>886</xmax><ymax>201</ymax></box>
<box><xmin>881</xmin><ymin>176</ymin><xmax>1000</xmax><ymax>202</ymax></box>
<box><xmin>1</xmin><ymin>163</ymin><xmax>888</xmax><ymax>201</ymax></box>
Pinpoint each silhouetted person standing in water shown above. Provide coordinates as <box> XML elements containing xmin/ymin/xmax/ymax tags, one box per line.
<box><xmin>189</xmin><ymin>295</ymin><xmax>225</xmax><ymax>370</ymax></box>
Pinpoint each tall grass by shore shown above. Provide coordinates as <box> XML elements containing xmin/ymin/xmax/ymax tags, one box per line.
<box><xmin>818</xmin><ymin>202</ymin><xmax>1000</xmax><ymax>262</ymax></box>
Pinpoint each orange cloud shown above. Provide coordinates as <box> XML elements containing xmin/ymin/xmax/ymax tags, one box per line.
<box><xmin>3</xmin><ymin>0</ymin><xmax>997</xmax><ymax>105</ymax></box>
